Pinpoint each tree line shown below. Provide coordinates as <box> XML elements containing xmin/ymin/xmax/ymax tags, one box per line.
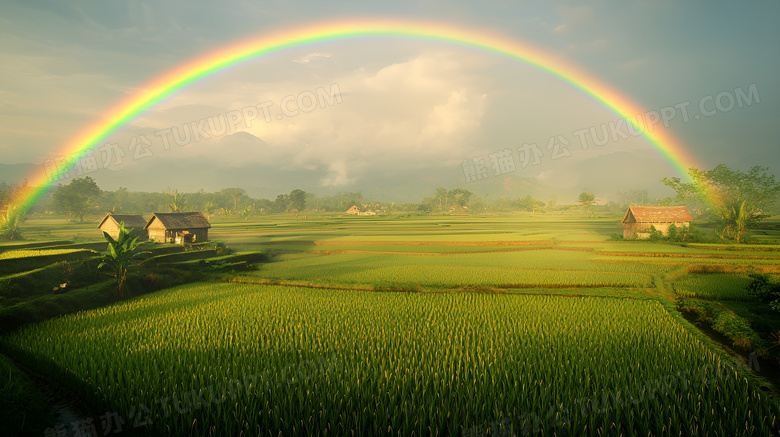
<box><xmin>1</xmin><ymin>164</ymin><xmax>778</xmax><ymax>243</ymax></box>
<box><xmin>662</xmin><ymin>165</ymin><xmax>780</xmax><ymax>243</ymax></box>
<box><xmin>0</xmin><ymin>178</ymin><xmax>377</xmax><ymax>221</ymax></box>
<box><xmin>1</xmin><ymin>179</ymin><xmax>616</xmax><ymax>224</ymax></box>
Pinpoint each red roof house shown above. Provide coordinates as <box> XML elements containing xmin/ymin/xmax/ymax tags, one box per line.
<box><xmin>622</xmin><ymin>206</ymin><xmax>693</xmax><ymax>239</ymax></box>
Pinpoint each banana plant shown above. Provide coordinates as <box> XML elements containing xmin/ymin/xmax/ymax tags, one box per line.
<box><xmin>0</xmin><ymin>203</ymin><xmax>25</xmax><ymax>240</ymax></box>
<box><xmin>98</xmin><ymin>221</ymin><xmax>148</xmax><ymax>298</ymax></box>
<box><xmin>167</xmin><ymin>188</ymin><xmax>187</xmax><ymax>212</ymax></box>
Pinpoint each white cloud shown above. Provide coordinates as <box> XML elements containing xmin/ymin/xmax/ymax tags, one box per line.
<box><xmin>319</xmin><ymin>160</ymin><xmax>355</xmax><ymax>187</ymax></box>
<box><xmin>254</xmin><ymin>51</ymin><xmax>489</xmax><ymax>174</ymax></box>
<box><xmin>115</xmin><ymin>50</ymin><xmax>491</xmax><ymax>188</ymax></box>
<box><xmin>293</xmin><ymin>52</ymin><xmax>332</xmax><ymax>64</ymax></box>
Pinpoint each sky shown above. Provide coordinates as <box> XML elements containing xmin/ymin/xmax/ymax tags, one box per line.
<box><xmin>1</xmin><ymin>0</ymin><xmax>778</xmax><ymax>203</ymax></box>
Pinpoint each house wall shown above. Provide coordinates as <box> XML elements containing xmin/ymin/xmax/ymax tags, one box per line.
<box><xmin>146</xmin><ymin>220</ymin><xmax>168</xmax><ymax>242</ymax></box>
<box><xmin>147</xmin><ymin>229</ymin><xmax>168</xmax><ymax>242</ymax></box>
<box><xmin>623</xmin><ymin>222</ymin><xmax>689</xmax><ymax>239</ymax></box>
<box><xmin>99</xmin><ymin>222</ymin><xmax>148</xmax><ymax>241</ymax></box>
<box><xmin>170</xmin><ymin>229</ymin><xmax>209</xmax><ymax>243</ymax></box>
<box><xmin>131</xmin><ymin>228</ymin><xmax>149</xmax><ymax>240</ymax></box>
<box><xmin>185</xmin><ymin>228</ymin><xmax>208</xmax><ymax>242</ymax></box>
<box><xmin>99</xmin><ymin>222</ymin><xmax>120</xmax><ymax>240</ymax></box>
<box><xmin>147</xmin><ymin>226</ymin><xmax>208</xmax><ymax>243</ymax></box>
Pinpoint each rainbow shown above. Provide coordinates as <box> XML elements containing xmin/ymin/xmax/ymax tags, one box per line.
<box><xmin>13</xmin><ymin>18</ymin><xmax>701</xmax><ymax>216</ymax></box>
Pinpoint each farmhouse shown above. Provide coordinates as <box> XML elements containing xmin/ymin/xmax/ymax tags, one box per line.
<box><xmin>449</xmin><ymin>205</ymin><xmax>469</xmax><ymax>215</ymax></box>
<box><xmin>345</xmin><ymin>205</ymin><xmax>361</xmax><ymax>215</ymax></box>
<box><xmin>622</xmin><ymin>206</ymin><xmax>692</xmax><ymax>239</ymax></box>
<box><xmin>144</xmin><ymin>212</ymin><xmax>211</xmax><ymax>244</ymax></box>
<box><xmin>97</xmin><ymin>214</ymin><xmax>148</xmax><ymax>240</ymax></box>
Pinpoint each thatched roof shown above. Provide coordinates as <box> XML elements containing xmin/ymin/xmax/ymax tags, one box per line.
<box><xmin>97</xmin><ymin>214</ymin><xmax>148</xmax><ymax>229</ymax></box>
<box><xmin>622</xmin><ymin>206</ymin><xmax>693</xmax><ymax>224</ymax></box>
<box><xmin>144</xmin><ymin>212</ymin><xmax>211</xmax><ymax>230</ymax></box>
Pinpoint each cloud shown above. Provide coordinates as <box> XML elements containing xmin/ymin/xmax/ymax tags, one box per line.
<box><xmin>251</xmin><ymin>51</ymin><xmax>490</xmax><ymax>179</ymax></box>
<box><xmin>319</xmin><ymin>160</ymin><xmax>355</xmax><ymax>187</ymax></box>
<box><xmin>113</xmin><ymin>44</ymin><xmax>662</xmax><ymax>195</ymax></box>
<box><xmin>109</xmin><ymin>50</ymin><xmax>490</xmax><ymax>189</ymax></box>
<box><xmin>422</xmin><ymin>90</ymin><xmax>487</xmax><ymax>138</ymax></box>
<box><xmin>293</xmin><ymin>52</ymin><xmax>332</xmax><ymax>64</ymax></box>
<box><xmin>340</xmin><ymin>52</ymin><xmax>488</xmax><ymax>155</ymax></box>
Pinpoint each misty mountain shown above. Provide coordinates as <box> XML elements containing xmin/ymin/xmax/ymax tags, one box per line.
<box><xmin>0</xmin><ymin>163</ymin><xmax>38</xmax><ymax>185</ymax></box>
<box><xmin>0</xmin><ymin>145</ymin><xmax>677</xmax><ymax>204</ymax></box>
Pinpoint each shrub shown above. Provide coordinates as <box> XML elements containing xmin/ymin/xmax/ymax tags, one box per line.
<box><xmin>678</xmin><ymin>223</ymin><xmax>709</xmax><ymax>243</ymax></box>
<box><xmin>648</xmin><ymin>225</ymin><xmax>665</xmax><ymax>241</ymax></box>
<box><xmin>746</xmin><ymin>273</ymin><xmax>780</xmax><ymax>312</ymax></box>
<box><xmin>667</xmin><ymin>223</ymin><xmax>678</xmax><ymax>241</ymax></box>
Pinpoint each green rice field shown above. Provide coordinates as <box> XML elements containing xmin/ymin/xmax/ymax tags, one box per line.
<box><xmin>673</xmin><ymin>273</ymin><xmax>756</xmax><ymax>301</ymax></box>
<box><xmin>4</xmin><ymin>283</ymin><xmax>778</xmax><ymax>436</ymax></box>
<box><xmin>2</xmin><ymin>214</ymin><xmax>779</xmax><ymax>436</ymax></box>
<box><xmin>0</xmin><ymin>248</ymin><xmax>85</xmax><ymax>260</ymax></box>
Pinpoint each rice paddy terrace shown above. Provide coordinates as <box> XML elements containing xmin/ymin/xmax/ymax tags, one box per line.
<box><xmin>2</xmin><ymin>214</ymin><xmax>779</xmax><ymax>436</ymax></box>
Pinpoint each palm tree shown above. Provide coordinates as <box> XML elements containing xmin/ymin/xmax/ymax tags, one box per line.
<box><xmin>718</xmin><ymin>200</ymin><xmax>762</xmax><ymax>243</ymax></box>
<box><xmin>578</xmin><ymin>192</ymin><xmax>597</xmax><ymax>217</ymax></box>
<box><xmin>202</xmin><ymin>201</ymin><xmax>215</xmax><ymax>220</ymax></box>
<box><xmin>167</xmin><ymin>189</ymin><xmax>187</xmax><ymax>212</ymax></box>
<box><xmin>241</xmin><ymin>204</ymin><xmax>255</xmax><ymax>220</ymax></box>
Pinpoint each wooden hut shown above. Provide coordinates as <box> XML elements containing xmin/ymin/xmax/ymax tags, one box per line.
<box><xmin>97</xmin><ymin>214</ymin><xmax>148</xmax><ymax>240</ymax></box>
<box><xmin>144</xmin><ymin>212</ymin><xmax>211</xmax><ymax>244</ymax></box>
<box><xmin>622</xmin><ymin>206</ymin><xmax>692</xmax><ymax>239</ymax></box>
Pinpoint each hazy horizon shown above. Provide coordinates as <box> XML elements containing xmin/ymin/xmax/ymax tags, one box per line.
<box><xmin>1</xmin><ymin>1</ymin><xmax>778</xmax><ymax>205</ymax></box>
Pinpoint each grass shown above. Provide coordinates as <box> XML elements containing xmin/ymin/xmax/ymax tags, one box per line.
<box><xmin>0</xmin><ymin>280</ymin><xmax>117</xmax><ymax>334</ymax></box>
<box><xmin>0</xmin><ymin>237</ymin><xmax>264</xmax><ymax>333</ymax></box>
<box><xmin>677</xmin><ymin>298</ymin><xmax>767</xmax><ymax>351</ymax></box>
<box><xmin>0</xmin><ymin>262</ymin><xmax>84</xmax><ymax>303</ymax></box>
<box><xmin>0</xmin><ymin>249</ymin><xmax>98</xmax><ymax>277</ymax></box>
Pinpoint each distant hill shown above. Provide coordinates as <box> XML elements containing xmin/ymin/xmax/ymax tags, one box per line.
<box><xmin>0</xmin><ymin>163</ymin><xmax>37</xmax><ymax>185</ymax></box>
<box><xmin>0</xmin><ymin>150</ymin><xmax>670</xmax><ymax>204</ymax></box>
<box><xmin>0</xmin><ymin>159</ymin><xmax>576</xmax><ymax>204</ymax></box>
